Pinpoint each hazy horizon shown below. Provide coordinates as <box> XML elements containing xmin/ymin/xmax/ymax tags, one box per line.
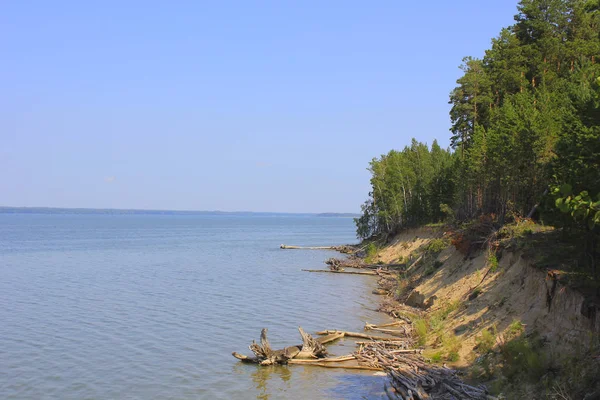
<box><xmin>0</xmin><ymin>205</ymin><xmax>360</xmax><ymax>215</ymax></box>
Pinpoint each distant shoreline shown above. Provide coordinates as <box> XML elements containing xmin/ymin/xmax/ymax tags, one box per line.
<box><xmin>0</xmin><ymin>206</ymin><xmax>359</xmax><ymax>218</ymax></box>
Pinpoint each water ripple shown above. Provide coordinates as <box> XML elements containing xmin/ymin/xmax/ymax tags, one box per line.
<box><xmin>0</xmin><ymin>214</ymin><xmax>391</xmax><ymax>399</ymax></box>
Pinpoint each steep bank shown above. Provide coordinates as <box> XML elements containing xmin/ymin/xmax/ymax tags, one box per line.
<box><xmin>370</xmin><ymin>225</ymin><xmax>600</xmax><ymax>398</ymax></box>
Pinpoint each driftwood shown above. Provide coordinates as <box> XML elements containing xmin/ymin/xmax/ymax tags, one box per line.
<box><xmin>365</xmin><ymin>322</ymin><xmax>409</xmax><ymax>337</ymax></box>
<box><xmin>288</xmin><ymin>361</ymin><xmax>383</xmax><ymax>371</ymax></box>
<box><xmin>280</xmin><ymin>244</ymin><xmax>354</xmax><ymax>253</ymax></box>
<box><xmin>355</xmin><ymin>340</ymin><xmax>410</xmax><ymax>347</ymax></box>
<box><xmin>356</xmin><ymin>343</ymin><xmax>492</xmax><ymax>400</ymax></box>
<box><xmin>232</xmin><ymin>327</ymin><xmax>331</xmax><ymax>365</ymax></box>
<box><xmin>316</xmin><ymin>329</ymin><xmax>403</xmax><ymax>341</ymax></box>
<box><xmin>326</xmin><ymin>257</ymin><xmax>406</xmax><ymax>271</ymax></box>
<box><xmin>302</xmin><ymin>269</ymin><xmax>377</xmax><ymax>276</ymax></box>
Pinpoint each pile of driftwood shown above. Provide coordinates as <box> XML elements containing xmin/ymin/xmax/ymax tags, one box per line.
<box><xmin>356</xmin><ymin>343</ymin><xmax>491</xmax><ymax>400</ymax></box>
<box><xmin>232</xmin><ymin>322</ymin><xmax>492</xmax><ymax>399</ymax></box>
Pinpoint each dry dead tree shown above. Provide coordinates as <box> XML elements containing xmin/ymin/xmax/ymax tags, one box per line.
<box><xmin>232</xmin><ymin>327</ymin><xmax>328</xmax><ymax>365</ymax></box>
<box><xmin>232</xmin><ymin>327</ymin><xmax>346</xmax><ymax>365</ymax></box>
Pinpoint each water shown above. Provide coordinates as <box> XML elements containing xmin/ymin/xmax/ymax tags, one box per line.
<box><xmin>0</xmin><ymin>214</ymin><xmax>391</xmax><ymax>399</ymax></box>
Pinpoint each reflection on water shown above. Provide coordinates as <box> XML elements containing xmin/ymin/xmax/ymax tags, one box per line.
<box><xmin>252</xmin><ymin>365</ymin><xmax>292</xmax><ymax>399</ymax></box>
<box><xmin>0</xmin><ymin>214</ymin><xmax>393</xmax><ymax>399</ymax></box>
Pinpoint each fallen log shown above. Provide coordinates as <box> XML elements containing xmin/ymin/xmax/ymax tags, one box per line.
<box><xmin>287</xmin><ymin>361</ymin><xmax>383</xmax><ymax>371</ymax></box>
<box><xmin>317</xmin><ymin>331</ymin><xmax>345</xmax><ymax>345</ymax></box>
<box><xmin>355</xmin><ymin>341</ymin><xmax>409</xmax><ymax>347</ymax></box>
<box><xmin>288</xmin><ymin>355</ymin><xmax>355</xmax><ymax>363</ymax></box>
<box><xmin>281</xmin><ymin>244</ymin><xmax>354</xmax><ymax>253</ymax></box>
<box><xmin>302</xmin><ymin>269</ymin><xmax>377</xmax><ymax>276</ymax></box>
<box><xmin>316</xmin><ymin>330</ymin><xmax>404</xmax><ymax>341</ymax></box>
<box><xmin>325</xmin><ymin>257</ymin><xmax>406</xmax><ymax>271</ymax></box>
<box><xmin>365</xmin><ymin>322</ymin><xmax>409</xmax><ymax>337</ymax></box>
<box><xmin>367</xmin><ymin>321</ymin><xmax>406</xmax><ymax>328</ymax></box>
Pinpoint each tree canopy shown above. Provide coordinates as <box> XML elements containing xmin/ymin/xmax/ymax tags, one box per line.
<box><xmin>356</xmin><ymin>0</ymin><xmax>600</xmax><ymax>244</ymax></box>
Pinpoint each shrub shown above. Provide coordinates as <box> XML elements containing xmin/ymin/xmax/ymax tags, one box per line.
<box><xmin>488</xmin><ymin>253</ymin><xmax>499</xmax><ymax>272</ymax></box>
<box><xmin>365</xmin><ymin>242</ymin><xmax>378</xmax><ymax>263</ymax></box>
<box><xmin>414</xmin><ymin>319</ymin><xmax>428</xmax><ymax>346</ymax></box>
<box><xmin>426</xmin><ymin>238</ymin><xmax>450</xmax><ymax>254</ymax></box>
<box><xmin>430</xmin><ymin>351</ymin><xmax>443</xmax><ymax>362</ymax></box>
<box><xmin>469</xmin><ymin>287</ymin><xmax>482</xmax><ymax>300</ymax></box>
<box><xmin>500</xmin><ymin>337</ymin><xmax>545</xmax><ymax>380</ymax></box>
<box><xmin>447</xmin><ymin>351</ymin><xmax>460</xmax><ymax>362</ymax></box>
<box><xmin>506</xmin><ymin>319</ymin><xmax>525</xmax><ymax>339</ymax></box>
<box><xmin>476</xmin><ymin>327</ymin><xmax>496</xmax><ymax>354</ymax></box>
<box><xmin>440</xmin><ymin>203</ymin><xmax>455</xmax><ymax>223</ymax></box>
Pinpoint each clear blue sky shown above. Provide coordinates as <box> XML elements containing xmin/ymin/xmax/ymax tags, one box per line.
<box><xmin>1</xmin><ymin>1</ymin><xmax>518</xmax><ymax>213</ymax></box>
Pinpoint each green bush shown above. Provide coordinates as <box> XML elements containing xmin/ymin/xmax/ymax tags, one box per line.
<box><xmin>488</xmin><ymin>253</ymin><xmax>499</xmax><ymax>272</ymax></box>
<box><xmin>501</xmin><ymin>337</ymin><xmax>545</xmax><ymax>381</ymax></box>
<box><xmin>475</xmin><ymin>328</ymin><xmax>496</xmax><ymax>354</ymax></box>
<box><xmin>506</xmin><ymin>319</ymin><xmax>525</xmax><ymax>339</ymax></box>
<box><xmin>365</xmin><ymin>242</ymin><xmax>378</xmax><ymax>263</ymax></box>
<box><xmin>425</xmin><ymin>238</ymin><xmax>450</xmax><ymax>254</ymax></box>
<box><xmin>414</xmin><ymin>319</ymin><xmax>428</xmax><ymax>346</ymax></box>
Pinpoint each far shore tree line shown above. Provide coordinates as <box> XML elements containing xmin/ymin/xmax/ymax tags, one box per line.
<box><xmin>355</xmin><ymin>0</ymin><xmax>600</xmax><ymax>270</ymax></box>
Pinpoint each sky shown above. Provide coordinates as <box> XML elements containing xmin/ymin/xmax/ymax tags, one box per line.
<box><xmin>1</xmin><ymin>1</ymin><xmax>519</xmax><ymax>213</ymax></box>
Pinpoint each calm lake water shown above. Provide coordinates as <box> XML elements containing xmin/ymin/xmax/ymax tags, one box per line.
<box><xmin>0</xmin><ymin>214</ymin><xmax>391</xmax><ymax>399</ymax></box>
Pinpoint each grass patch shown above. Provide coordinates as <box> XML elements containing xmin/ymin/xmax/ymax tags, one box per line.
<box><xmin>414</xmin><ymin>319</ymin><xmax>428</xmax><ymax>346</ymax></box>
<box><xmin>488</xmin><ymin>253</ymin><xmax>499</xmax><ymax>272</ymax></box>
<box><xmin>429</xmin><ymin>300</ymin><xmax>462</xmax><ymax>333</ymax></box>
<box><xmin>428</xmin><ymin>350</ymin><xmax>443</xmax><ymax>362</ymax></box>
<box><xmin>447</xmin><ymin>351</ymin><xmax>460</xmax><ymax>362</ymax></box>
<box><xmin>506</xmin><ymin>319</ymin><xmax>525</xmax><ymax>339</ymax></box>
<box><xmin>475</xmin><ymin>327</ymin><xmax>496</xmax><ymax>354</ymax></box>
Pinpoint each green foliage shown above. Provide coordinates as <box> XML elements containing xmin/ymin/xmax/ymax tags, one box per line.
<box><xmin>425</xmin><ymin>238</ymin><xmax>450</xmax><ymax>254</ymax></box>
<box><xmin>500</xmin><ymin>336</ymin><xmax>545</xmax><ymax>381</ymax></box>
<box><xmin>354</xmin><ymin>140</ymin><xmax>455</xmax><ymax>239</ymax></box>
<box><xmin>507</xmin><ymin>319</ymin><xmax>525</xmax><ymax>339</ymax></box>
<box><xmin>429</xmin><ymin>351</ymin><xmax>443</xmax><ymax>362</ymax></box>
<box><xmin>440</xmin><ymin>203</ymin><xmax>455</xmax><ymax>223</ymax></box>
<box><xmin>447</xmin><ymin>351</ymin><xmax>460</xmax><ymax>362</ymax></box>
<box><xmin>429</xmin><ymin>300</ymin><xmax>462</xmax><ymax>332</ymax></box>
<box><xmin>414</xmin><ymin>319</ymin><xmax>428</xmax><ymax>346</ymax></box>
<box><xmin>475</xmin><ymin>327</ymin><xmax>496</xmax><ymax>354</ymax></box>
<box><xmin>488</xmin><ymin>253</ymin><xmax>499</xmax><ymax>272</ymax></box>
<box><xmin>364</xmin><ymin>242</ymin><xmax>378</xmax><ymax>263</ymax></box>
<box><xmin>355</xmin><ymin>0</ymin><xmax>600</xmax><ymax>274</ymax></box>
<box><xmin>552</xmin><ymin>185</ymin><xmax>600</xmax><ymax>229</ymax></box>
<box><xmin>469</xmin><ymin>287</ymin><xmax>483</xmax><ymax>300</ymax></box>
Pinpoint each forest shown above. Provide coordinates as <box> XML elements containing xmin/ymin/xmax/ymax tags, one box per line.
<box><xmin>355</xmin><ymin>0</ymin><xmax>600</xmax><ymax>273</ymax></box>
